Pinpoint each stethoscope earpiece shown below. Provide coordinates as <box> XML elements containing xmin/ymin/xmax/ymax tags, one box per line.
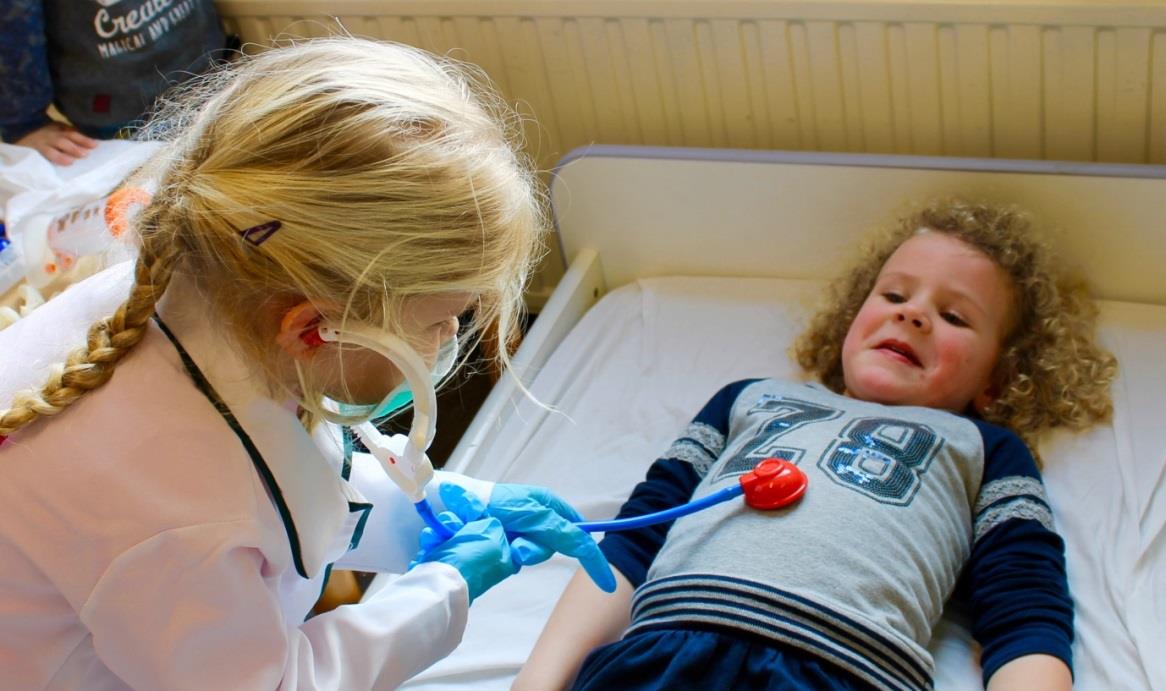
<box><xmin>301</xmin><ymin>323</ymin><xmax>328</xmax><ymax>348</ymax></box>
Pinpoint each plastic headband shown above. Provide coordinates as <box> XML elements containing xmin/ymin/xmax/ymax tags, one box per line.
<box><xmin>315</xmin><ymin>322</ymin><xmax>437</xmax><ymax>454</ymax></box>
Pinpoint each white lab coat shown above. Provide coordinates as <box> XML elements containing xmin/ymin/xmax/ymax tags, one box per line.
<box><xmin>0</xmin><ymin>262</ymin><xmax>492</xmax><ymax>690</ymax></box>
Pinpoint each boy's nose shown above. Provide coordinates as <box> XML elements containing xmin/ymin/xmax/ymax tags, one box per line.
<box><xmin>895</xmin><ymin>306</ymin><xmax>930</xmax><ymax>332</ymax></box>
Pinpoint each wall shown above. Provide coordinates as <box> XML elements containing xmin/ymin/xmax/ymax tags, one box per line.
<box><xmin>215</xmin><ymin>0</ymin><xmax>1166</xmax><ymax>298</ymax></box>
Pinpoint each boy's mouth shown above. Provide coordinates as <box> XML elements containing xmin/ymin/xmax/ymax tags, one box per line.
<box><xmin>875</xmin><ymin>339</ymin><xmax>922</xmax><ymax>367</ymax></box>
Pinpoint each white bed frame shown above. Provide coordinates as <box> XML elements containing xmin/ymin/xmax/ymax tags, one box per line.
<box><xmin>446</xmin><ymin>146</ymin><xmax>1166</xmax><ymax>479</ymax></box>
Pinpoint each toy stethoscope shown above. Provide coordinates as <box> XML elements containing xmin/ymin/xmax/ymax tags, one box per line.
<box><xmin>313</xmin><ymin>321</ymin><xmax>456</xmax><ymax>538</ymax></box>
<box><xmin>574</xmin><ymin>457</ymin><xmax>808</xmax><ymax>532</ymax></box>
<box><xmin>317</xmin><ymin>321</ymin><xmax>809</xmax><ymax>540</ymax></box>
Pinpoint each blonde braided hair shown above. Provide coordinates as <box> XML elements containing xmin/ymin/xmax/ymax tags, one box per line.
<box><xmin>1</xmin><ymin>37</ymin><xmax>546</xmax><ymax>439</ymax></box>
<box><xmin>0</xmin><ymin>234</ymin><xmax>179</xmax><ymax>435</ymax></box>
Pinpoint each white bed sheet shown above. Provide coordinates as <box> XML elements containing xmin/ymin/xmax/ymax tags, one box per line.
<box><xmin>404</xmin><ymin>276</ymin><xmax>1165</xmax><ymax>691</ymax></box>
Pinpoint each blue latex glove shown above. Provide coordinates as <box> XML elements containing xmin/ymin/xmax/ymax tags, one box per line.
<box><xmin>439</xmin><ymin>482</ymin><xmax>617</xmax><ymax>593</ymax></box>
<box><xmin>409</xmin><ymin>510</ymin><xmax>516</xmax><ymax>603</ymax></box>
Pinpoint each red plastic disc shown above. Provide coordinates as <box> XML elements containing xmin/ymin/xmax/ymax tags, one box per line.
<box><xmin>738</xmin><ymin>458</ymin><xmax>808</xmax><ymax>510</ymax></box>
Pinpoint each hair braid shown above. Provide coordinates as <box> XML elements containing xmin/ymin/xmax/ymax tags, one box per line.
<box><xmin>0</xmin><ymin>236</ymin><xmax>180</xmax><ymax>437</ymax></box>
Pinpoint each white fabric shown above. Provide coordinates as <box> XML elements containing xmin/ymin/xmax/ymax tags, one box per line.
<box><xmin>404</xmin><ymin>275</ymin><xmax>1166</xmax><ymax>691</ymax></box>
<box><xmin>0</xmin><ymin>263</ymin><xmax>474</xmax><ymax>689</ymax></box>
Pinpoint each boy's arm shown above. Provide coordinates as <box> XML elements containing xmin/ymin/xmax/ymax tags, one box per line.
<box><xmin>964</xmin><ymin>422</ymin><xmax>1074</xmax><ymax>688</ymax></box>
<box><xmin>513</xmin><ymin>567</ymin><xmax>635</xmax><ymax>691</ymax></box>
<box><xmin>0</xmin><ymin>1</ymin><xmax>97</xmax><ymax>164</ymax></box>
<box><xmin>986</xmin><ymin>654</ymin><xmax>1072</xmax><ymax>691</ymax></box>
<box><xmin>514</xmin><ymin>456</ymin><xmax>700</xmax><ymax>689</ymax></box>
<box><xmin>515</xmin><ymin>380</ymin><xmax>757</xmax><ymax>690</ymax></box>
<box><xmin>0</xmin><ymin>0</ymin><xmax>54</xmax><ymax>142</ymax></box>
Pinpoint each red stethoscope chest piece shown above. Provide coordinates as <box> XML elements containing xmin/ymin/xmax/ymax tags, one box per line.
<box><xmin>738</xmin><ymin>458</ymin><xmax>808</xmax><ymax>510</ymax></box>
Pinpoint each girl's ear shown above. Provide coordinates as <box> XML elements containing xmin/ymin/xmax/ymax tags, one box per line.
<box><xmin>275</xmin><ymin>300</ymin><xmax>325</xmax><ymax>360</ymax></box>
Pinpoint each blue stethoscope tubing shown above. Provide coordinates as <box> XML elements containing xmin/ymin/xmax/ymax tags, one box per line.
<box><xmin>420</xmin><ymin>457</ymin><xmax>806</xmax><ymax>537</ymax></box>
<box><xmin>574</xmin><ymin>485</ymin><xmax>744</xmax><ymax>532</ymax></box>
<box><xmin>415</xmin><ymin>499</ymin><xmax>455</xmax><ymax>539</ymax></box>
<box><xmin>418</xmin><ymin>485</ymin><xmax>745</xmax><ymax>538</ymax></box>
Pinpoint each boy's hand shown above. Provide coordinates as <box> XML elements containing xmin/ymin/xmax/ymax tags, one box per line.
<box><xmin>15</xmin><ymin>123</ymin><xmax>99</xmax><ymax>166</ymax></box>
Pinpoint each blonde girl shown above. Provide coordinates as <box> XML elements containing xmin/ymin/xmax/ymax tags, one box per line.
<box><xmin>0</xmin><ymin>38</ymin><xmax>611</xmax><ymax>690</ymax></box>
<box><xmin>519</xmin><ymin>199</ymin><xmax>1115</xmax><ymax>691</ymax></box>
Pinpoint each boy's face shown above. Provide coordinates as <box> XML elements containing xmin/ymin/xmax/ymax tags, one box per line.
<box><xmin>840</xmin><ymin>231</ymin><xmax>1014</xmax><ymax>413</ymax></box>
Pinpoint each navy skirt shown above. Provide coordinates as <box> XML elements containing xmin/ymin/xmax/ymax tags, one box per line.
<box><xmin>572</xmin><ymin>626</ymin><xmax>877</xmax><ymax>691</ymax></box>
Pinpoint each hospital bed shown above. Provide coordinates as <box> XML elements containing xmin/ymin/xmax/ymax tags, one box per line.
<box><xmin>4</xmin><ymin>139</ymin><xmax>1160</xmax><ymax>689</ymax></box>
<box><xmin>391</xmin><ymin>146</ymin><xmax>1166</xmax><ymax>690</ymax></box>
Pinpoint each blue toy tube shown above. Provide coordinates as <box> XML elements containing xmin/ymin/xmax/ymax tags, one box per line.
<box><xmin>416</xmin><ymin>480</ymin><xmax>741</xmax><ymax>539</ymax></box>
<box><xmin>574</xmin><ymin>484</ymin><xmax>744</xmax><ymax>532</ymax></box>
<box><xmin>414</xmin><ymin>499</ymin><xmax>455</xmax><ymax>539</ymax></box>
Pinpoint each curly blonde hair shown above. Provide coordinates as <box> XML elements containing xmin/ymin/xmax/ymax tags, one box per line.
<box><xmin>0</xmin><ymin>37</ymin><xmax>546</xmax><ymax>437</ymax></box>
<box><xmin>794</xmin><ymin>199</ymin><xmax>1116</xmax><ymax>460</ymax></box>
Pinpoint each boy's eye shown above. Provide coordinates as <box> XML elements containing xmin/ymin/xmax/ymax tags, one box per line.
<box><xmin>941</xmin><ymin>312</ymin><xmax>968</xmax><ymax>327</ymax></box>
<box><xmin>882</xmin><ymin>292</ymin><xmax>905</xmax><ymax>304</ymax></box>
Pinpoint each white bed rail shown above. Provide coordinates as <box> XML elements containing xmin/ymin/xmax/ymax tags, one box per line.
<box><xmin>444</xmin><ymin>248</ymin><xmax>605</xmax><ymax>475</ymax></box>
<box><xmin>549</xmin><ymin>147</ymin><xmax>1166</xmax><ymax>306</ymax></box>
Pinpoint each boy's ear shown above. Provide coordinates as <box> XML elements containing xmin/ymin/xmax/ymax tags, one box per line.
<box><xmin>275</xmin><ymin>300</ymin><xmax>325</xmax><ymax>360</ymax></box>
<box><xmin>971</xmin><ymin>383</ymin><xmax>1000</xmax><ymax>415</ymax></box>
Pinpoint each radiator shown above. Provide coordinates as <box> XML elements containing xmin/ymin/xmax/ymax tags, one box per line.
<box><xmin>215</xmin><ymin>0</ymin><xmax>1166</xmax><ymax>300</ymax></box>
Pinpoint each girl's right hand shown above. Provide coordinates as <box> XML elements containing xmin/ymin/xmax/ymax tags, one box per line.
<box><xmin>15</xmin><ymin>123</ymin><xmax>99</xmax><ymax>166</ymax></box>
<box><xmin>409</xmin><ymin>512</ymin><xmax>517</xmax><ymax>603</ymax></box>
<box><xmin>441</xmin><ymin>482</ymin><xmax>617</xmax><ymax>594</ymax></box>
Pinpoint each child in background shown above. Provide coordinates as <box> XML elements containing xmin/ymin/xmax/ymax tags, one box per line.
<box><xmin>0</xmin><ymin>37</ymin><xmax>613</xmax><ymax>690</ymax></box>
<box><xmin>516</xmin><ymin>199</ymin><xmax>1117</xmax><ymax>691</ymax></box>
<box><xmin>0</xmin><ymin>0</ymin><xmax>227</xmax><ymax>164</ymax></box>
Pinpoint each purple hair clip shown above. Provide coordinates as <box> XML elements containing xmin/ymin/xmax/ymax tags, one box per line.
<box><xmin>237</xmin><ymin>220</ymin><xmax>281</xmax><ymax>246</ymax></box>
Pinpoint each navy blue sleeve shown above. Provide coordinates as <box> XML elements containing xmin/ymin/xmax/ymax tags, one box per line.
<box><xmin>958</xmin><ymin>420</ymin><xmax>1074</xmax><ymax>685</ymax></box>
<box><xmin>0</xmin><ymin>1</ymin><xmax>53</xmax><ymax>142</ymax></box>
<box><xmin>598</xmin><ymin>459</ymin><xmax>700</xmax><ymax>586</ymax></box>
<box><xmin>599</xmin><ymin>379</ymin><xmax>760</xmax><ymax>586</ymax></box>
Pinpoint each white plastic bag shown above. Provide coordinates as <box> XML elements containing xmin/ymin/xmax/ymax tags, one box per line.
<box><xmin>0</xmin><ymin>140</ymin><xmax>161</xmax><ymax>291</ymax></box>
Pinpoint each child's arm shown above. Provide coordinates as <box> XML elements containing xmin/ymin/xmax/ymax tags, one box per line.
<box><xmin>513</xmin><ymin>566</ymin><xmax>635</xmax><ymax>691</ymax></box>
<box><xmin>986</xmin><ymin>654</ymin><xmax>1072</xmax><ymax>690</ymax></box>
<box><xmin>963</xmin><ymin>422</ymin><xmax>1075</xmax><ymax>688</ymax></box>
<box><xmin>515</xmin><ymin>380</ymin><xmax>756</xmax><ymax>689</ymax></box>
<box><xmin>0</xmin><ymin>1</ymin><xmax>55</xmax><ymax>144</ymax></box>
<box><xmin>514</xmin><ymin>457</ymin><xmax>699</xmax><ymax>688</ymax></box>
